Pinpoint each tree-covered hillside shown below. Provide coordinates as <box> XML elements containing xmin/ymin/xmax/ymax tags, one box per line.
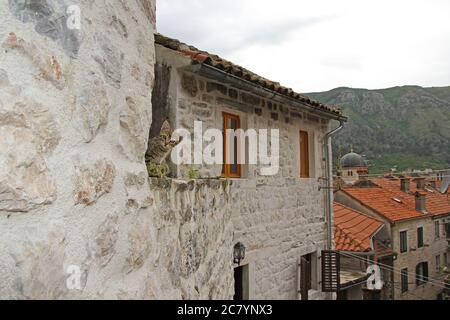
<box><xmin>306</xmin><ymin>86</ymin><xmax>450</xmax><ymax>174</ymax></box>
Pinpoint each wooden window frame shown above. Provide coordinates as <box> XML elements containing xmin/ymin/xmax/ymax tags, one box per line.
<box><xmin>417</xmin><ymin>227</ymin><xmax>424</xmax><ymax>248</ymax></box>
<box><xmin>222</xmin><ymin>112</ymin><xmax>241</xmax><ymax>178</ymax></box>
<box><xmin>400</xmin><ymin>230</ymin><xmax>408</xmax><ymax>253</ymax></box>
<box><xmin>299</xmin><ymin>130</ymin><xmax>310</xmax><ymax>178</ymax></box>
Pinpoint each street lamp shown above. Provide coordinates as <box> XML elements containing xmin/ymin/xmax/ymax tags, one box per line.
<box><xmin>233</xmin><ymin>242</ymin><xmax>246</xmax><ymax>265</ymax></box>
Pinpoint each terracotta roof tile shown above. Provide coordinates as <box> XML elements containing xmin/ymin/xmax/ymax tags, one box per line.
<box><xmin>372</xmin><ymin>178</ymin><xmax>450</xmax><ymax>218</ymax></box>
<box><xmin>341</xmin><ymin>185</ymin><xmax>425</xmax><ymax>222</ymax></box>
<box><xmin>155</xmin><ymin>33</ymin><xmax>343</xmax><ymax>117</ymax></box>
<box><xmin>334</xmin><ymin>203</ymin><xmax>384</xmax><ymax>252</ymax></box>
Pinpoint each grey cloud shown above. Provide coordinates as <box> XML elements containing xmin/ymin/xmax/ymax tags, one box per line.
<box><xmin>157</xmin><ymin>0</ymin><xmax>337</xmax><ymax>56</ymax></box>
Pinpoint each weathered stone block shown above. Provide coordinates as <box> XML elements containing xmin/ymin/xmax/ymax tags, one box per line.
<box><xmin>94</xmin><ymin>41</ymin><xmax>124</xmax><ymax>89</ymax></box>
<box><xmin>181</xmin><ymin>73</ymin><xmax>198</xmax><ymax>97</ymax></box>
<box><xmin>202</xmin><ymin>94</ymin><xmax>214</xmax><ymax>104</ymax></box>
<box><xmin>73</xmin><ymin>159</ymin><xmax>116</xmax><ymax>206</ymax></box>
<box><xmin>125</xmin><ymin>218</ymin><xmax>152</xmax><ymax>273</ymax></box>
<box><xmin>8</xmin><ymin>0</ymin><xmax>81</xmax><ymax>56</ymax></box>
<box><xmin>241</xmin><ymin>92</ymin><xmax>261</xmax><ymax>106</ymax></box>
<box><xmin>228</xmin><ymin>88</ymin><xmax>238</xmax><ymax>100</ymax></box>
<box><xmin>95</xmin><ymin>213</ymin><xmax>119</xmax><ymax>267</ymax></box>
<box><xmin>2</xmin><ymin>33</ymin><xmax>66</xmax><ymax>89</ymax></box>
<box><xmin>72</xmin><ymin>76</ymin><xmax>110</xmax><ymax>143</ymax></box>
<box><xmin>206</xmin><ymin>82</ymin><xmax>227</xmax><ymax>95</ymax></box>
<box><xmin>119</xmin><ymin>96</ymin><xmax>148</xmax><ymax>162</ymax></box>
<box><xmin>0</xmin><ymin>94</ymin><xmax>59</xmax><ymax>213</ymax></box>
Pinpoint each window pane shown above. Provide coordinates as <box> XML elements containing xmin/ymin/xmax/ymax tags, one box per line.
<box><xmin>400</xmin><ymin>231</ymin><xmax>407</xmax><ymax>253</ymax></box>
<box><xmin>417</xmin><ymin>227</ymin><xmax>424</xmax><ymax>248</ymax></box>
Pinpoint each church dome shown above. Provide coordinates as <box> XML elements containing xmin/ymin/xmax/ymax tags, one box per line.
<box><xmin>340</xmin><ymin>152</ymin><xmax>367</xmax><ymax>168</ymax></box>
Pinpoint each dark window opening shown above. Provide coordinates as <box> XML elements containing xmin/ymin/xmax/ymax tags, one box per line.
<box><xmin>417</xmin><ymin>227</ymin><xmax>424</xmax><ymax>248</ymax></box>
<box><xmin>401</xmin><ymin>268</ymin><xmax>408</xmax><ymax>293</ymax></box>
<box><xmin>400</xmin><ymin>231</ymin><xmax>408</xmax><ymax>253</ymax></box>
<box><xmin>300</xmin><ymin>253</ymin><xmax>313</xmax><ymax>300</ymax></box>
<box><xmin>416</xmin><ymin>262</ymin><xmax>429</xmax><ymax>286</ymax></box>
<box><xmin>233</xmin><ymin>265</ymin><xmax>249</xmax><ymax>300</ymax></box>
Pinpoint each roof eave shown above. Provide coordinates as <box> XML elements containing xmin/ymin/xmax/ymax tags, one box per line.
<box><xmin>190</xmin><ymin>62</ymin><xmax>348</xmax><ymax>122</ymax></box>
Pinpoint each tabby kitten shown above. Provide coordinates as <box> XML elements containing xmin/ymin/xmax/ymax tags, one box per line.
<box><xmin>146</xmin><ymin>120</ymin><xmax>182</xmax><ymax>165</ymax></box>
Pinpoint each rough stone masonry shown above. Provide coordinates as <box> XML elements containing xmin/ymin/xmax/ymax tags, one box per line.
<box><xmin>0</xmin><ymin>0</ymin><xmax>235</xmax><ymax>299</ymax></box>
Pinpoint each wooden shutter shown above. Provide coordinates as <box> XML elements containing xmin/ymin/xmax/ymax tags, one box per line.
<box><xmin>222</xmin><ymin>112</ymin><xmax>241</xmax><ymax>178</ymax></box>
<box><xmin>321</xmin><ymin>250</ymin><xmax>340</xmax><ymax>292</ymax></box>
<box><xmin>300</xmin><ymin>131</ymin><xmax>309</xmax><ymax>178</ymax></box>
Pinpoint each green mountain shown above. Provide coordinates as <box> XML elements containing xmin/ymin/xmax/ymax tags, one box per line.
<box><xmin>306</xmin><ymin>86</ymin><xmax>450</xmax><ymax>174</ymax></box>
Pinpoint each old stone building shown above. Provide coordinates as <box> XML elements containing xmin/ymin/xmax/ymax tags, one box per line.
<box><xmin>335</xmin><ymin>176</ymin><xmax>450</xmax><ymax>300</ymax></box>
<box><xmin>152</xmin><ymin>34</ymin><xmax>347</xmax><ymax>299</ymax></box>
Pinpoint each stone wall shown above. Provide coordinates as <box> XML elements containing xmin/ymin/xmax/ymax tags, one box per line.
<box><xmin>155</xmin><ymin>44</ymin><xmax>332</xmax><ymax>299</ymax></box>
<box><xmin>149</xmin><ymin>178</ymin><xmax>234</xmax><ymax>299</ymax></box>
<box><xmin>0</xmin><ymin>0</ymin><xmax>180</xmax><ymax>299</ymax></box>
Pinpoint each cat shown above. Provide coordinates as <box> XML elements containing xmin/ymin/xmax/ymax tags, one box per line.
<box><xmin>146</xmin><ymin>120</ymin><xmax>182</xmax><ymax>176</ymax></box>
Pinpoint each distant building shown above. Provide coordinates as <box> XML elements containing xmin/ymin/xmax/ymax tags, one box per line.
<box><xmin>338</xmin><ymin>151</ymin><xmax>369</xmax><ymax>185</ymax></box>
<box><xmin>335</xmin><ymin>173</ymin><xmax>450</xmax><ymax>300</ymax></box>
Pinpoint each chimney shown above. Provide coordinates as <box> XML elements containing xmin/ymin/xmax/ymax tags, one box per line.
<box><xmin>400</xmin><ymin>178</ymin><xmax>410</xmax><ymax>193</ymax></box>
<box><xmin>415</xmin><ymin>177</ymin><xmax>426</xmax><ymax>190</ymax></box>
<box><xmin>415</xmin><ymin>191</ymin><xmax>427</xmax><ymax>213</ymax></box>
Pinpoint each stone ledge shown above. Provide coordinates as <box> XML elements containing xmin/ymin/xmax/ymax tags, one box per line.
<box><xmin>148</xmin><ymin>177</ymin><xmax>231</xmax><ymax>191</ymax></box>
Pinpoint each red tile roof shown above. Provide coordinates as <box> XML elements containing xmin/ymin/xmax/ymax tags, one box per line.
<box><xmin>334</xmin><ymin>203</ymin><xmax>384</xmax><ymax>252</ymax></box>
<box><xmin>155</xmin><ymin>34</ymin><xmax>343</xmax><ymax>117</ymax></box>
<box><xmin>341</xmin><ymin>185</ymin><xmax>426</xmax><ymax>223</ymax></box>
<box><xmin>372</xmin><ymin>178</ymin><xmax>450</xmax><ymax>218</ymax></box>
<box><xmin>340</xmin><ymin>177</ymin><xmax>450</xmax><ymax>223</ymax></box>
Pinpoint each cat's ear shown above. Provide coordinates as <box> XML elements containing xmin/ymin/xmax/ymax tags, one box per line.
<box><xmin>160</xmin><ymin>120</ymin><xmax>172</xmax><ymax>137</ymax></box>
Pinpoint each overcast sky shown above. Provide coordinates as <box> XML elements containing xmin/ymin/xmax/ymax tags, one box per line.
<box><xmin>157</xmin><ymin>0</ymin><xmax>450</xmax><ymax>93</ymax></box>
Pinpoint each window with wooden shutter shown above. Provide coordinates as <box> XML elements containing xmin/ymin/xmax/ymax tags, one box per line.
<box><xmin>400</xmin><ymin>231</ymin><xmax>408</xmax><ymax>253</ymax></box>
<box><xmin>417</xmin><ymin>227</ymin><xmax>424</xmax><ymax>248</ymax></box>
<box><xmin>222</xmin><ymin>112</ymin><xmax>241</xmax><ymax>178</ymax></box>
<box><xmin>299</xmin><ymin>130</ymin><xmax>310</xmax><ymax>178</ymax></box>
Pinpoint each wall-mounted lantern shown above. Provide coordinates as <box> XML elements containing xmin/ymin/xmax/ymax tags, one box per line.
<box><xmin>233</xmin><ymin>242</ymin><xmax>246</xmax><ymax>265</ymax></box>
